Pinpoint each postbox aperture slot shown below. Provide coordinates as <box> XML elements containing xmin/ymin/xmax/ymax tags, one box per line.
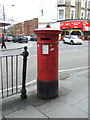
<box><xmin>41</xmin><ymin>38</ymin><xmax>50</xmax><ymax>40</ymax></box>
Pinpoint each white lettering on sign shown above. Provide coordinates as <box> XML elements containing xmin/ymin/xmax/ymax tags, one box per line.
<box><xmin>65</xmin><ymin>23</ymin><xmax>69</xmax><ymax>25</ymax></box>
<box><xmin>42</xmin><ymin>45</ymin><xmax>49</xmax><ymax>54</ymax></box>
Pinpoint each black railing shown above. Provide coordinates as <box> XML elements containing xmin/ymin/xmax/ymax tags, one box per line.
<box><xmin>0</xmin><ymin>47</ymin><xmax>29</xmax><ymax>99</ymax></box>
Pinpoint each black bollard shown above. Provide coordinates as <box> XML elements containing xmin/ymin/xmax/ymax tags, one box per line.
<box><xmin>21</xmin><ymin>46</ymin><xmax>29</xmax><ymax>99</ymax></box>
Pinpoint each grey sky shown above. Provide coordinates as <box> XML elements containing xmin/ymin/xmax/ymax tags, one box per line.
<box><xmin>0</xmin><ymin>0</ymin><xmax>58</xmax><ymax>24</ymax></box>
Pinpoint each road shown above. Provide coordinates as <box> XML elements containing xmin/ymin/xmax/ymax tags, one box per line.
<box><xmin>25</xmin><ymin>40</ymin><xmax>88</xmax><ymax>85</ymax></box>
<box><xmin>59</xmin><ymin>41</ymin><xmax>88</xmax><ymax>70</ymax></box>
<box><xmin>0</xmin><ymin>41</ymin><xmax>88</xmax><ymax>92</ymax></box>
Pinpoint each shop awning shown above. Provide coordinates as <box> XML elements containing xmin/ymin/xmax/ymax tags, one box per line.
<box><xmin>0</xmin><ymin>21</ymin><xmax>10</xmax><ymax>26</ymax></box>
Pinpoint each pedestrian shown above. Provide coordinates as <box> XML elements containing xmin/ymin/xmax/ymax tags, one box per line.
<box><xmin>1</xmin><ymin>34</ymin><xmax>7</xmax><ymax>49</ymax></box>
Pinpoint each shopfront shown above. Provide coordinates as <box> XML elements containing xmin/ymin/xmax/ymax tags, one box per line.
<box><xmin>82</xmin><ymin>21</ymin><xmax>90</xmax><ymax>40</ymax></box>
<box><xmin>60</xmin><ymin>19</ymin><xmax>90</xmax><ymax>40</ymax></box>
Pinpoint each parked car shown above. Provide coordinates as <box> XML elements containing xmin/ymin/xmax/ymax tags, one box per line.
<box><xmin>18</xmin><ymin>37</ymin><xmax>28</xmax><ymax>43</ymax></box>
<box><xmin>12</xmin><ymin>35</ymin><xmax>28</xmax><ymax>43</ymax></box>
<box><xmin>63</xmin><ymin>35</ymin><xmax>83</xmax><ymax>45</ymax></box>
<box><xmin>30</xmin><ymin>35</ymin><xmax>37</xmax><ymax>41</ymax></box>
<box><xmin>6</xmin><ymin>36</ymin><xmax>13</xmax><ymax>42</ymax></box>
<box><xmin>25</xmin><ymin>35</ymin><xmax>31</xmax><ymax>40</ymax></box>
<box><xmin>12</xmin><ymin>35</ymin><xmax>19</xmax><ymax>43</ymax></box>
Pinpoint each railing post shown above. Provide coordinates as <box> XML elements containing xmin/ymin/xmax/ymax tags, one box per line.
<box><xmin>21</xmin><ymin>46</ymin><xmax>29</xmax><ymax>99</ymax></box>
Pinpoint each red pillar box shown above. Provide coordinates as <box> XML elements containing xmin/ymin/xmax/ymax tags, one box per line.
<box><xmin>34</xmin><ymin>25</ymin><xmax>62</xmax><ymax>99</ymax></box>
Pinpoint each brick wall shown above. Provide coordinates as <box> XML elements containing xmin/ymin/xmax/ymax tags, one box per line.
<box><xmin>14</xmin><ymin>23</ymin><xmax>22</xmax><ymax>35</ymax></box>
<box><xmin>13</xmin><ymin>18</ymin><xmax>38</xmax><ymax>36</ymax></box>
<box><xmin>29</xmin><ymin>18</ymin><xmax>38</xmax><ymax>35</ymax></box>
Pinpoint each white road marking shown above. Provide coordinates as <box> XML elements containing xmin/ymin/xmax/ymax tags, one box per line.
<box><xmin>0</xmin><ymin>66</ymin><xmax>89</xmax><ymax>93</ymax></box>
<box><xmin>0</xmin><ymin>79</ymin><xmax>37</xmax><ymax>93</ymax></box>
<box><xmin>59</xmin><ymin>66</ymin><xmax>89</xmax><ymax>73</ymax></box>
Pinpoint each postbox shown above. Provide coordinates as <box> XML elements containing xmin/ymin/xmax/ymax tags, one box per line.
<box><xmin>34</xmin><ymin>25</ymin><xmax>62</xmax><ymax>99</ymax></box>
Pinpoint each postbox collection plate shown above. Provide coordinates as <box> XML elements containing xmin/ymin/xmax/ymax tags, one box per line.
<box><xmin>42</xmin><ymin>45</ymin><xmax>49</xmax><ymax>54</ymax></box>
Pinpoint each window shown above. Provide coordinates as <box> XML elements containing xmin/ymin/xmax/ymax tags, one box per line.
<box><xmin>58</xmin><ymin>7</ymin><xmax>65</xmax><ymax>20</ymax></box>
<box><xmin>81</xmin><ymin>10</ymin><xmax>85</xmax><ymax>19</ymax></box>
<box><xmin>57</xmin><ymin>0</ymin><xmax>65</xmax><ymax>4</ymax></box>
<box><xmin>81</xmin><ymin>12</ymin><xmax>84</xmax><ymax>19</ymax></box>
<box><xmin>87</xmin><ymin>11</ymin><xmax>90</xmax><ymax>19</ymax></box>
<box><xmin>71</xmin><ymin>10</ymin><xmax>74</xmax><ymax>19</ymax></box>
<box><xmin>70</xmin><ymin>8</ymin><xmax>75</xmax><ymax>19</ymax></box>
<box><xmin>59</xmin><ymin>10</ymin><xmax>64</xmax><ymax>19</ymax></box>
<box><xmin>71</xmin><ymin>0</ymin><xmax>75</xmax><ymax>6</ymax></box>
<box><xmin>87</xmin><ymin>0</ymin><xmax>90</xmax><ymax>9</ymax></box>
<box><xmin>81</xmin><ymin>0</ymin><xmax>85</xmax><ymax>8</ymax></box>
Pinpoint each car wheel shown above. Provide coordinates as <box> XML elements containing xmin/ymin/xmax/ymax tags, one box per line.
<box><xmin>70</xmin><ymin>40</ymin><xmax>74</xmax><ymax>45</ymax></box>
<box><xmin>63</xmin><ymin>40</ymin><xmax>66</xmax><ymax>44</ymax></box>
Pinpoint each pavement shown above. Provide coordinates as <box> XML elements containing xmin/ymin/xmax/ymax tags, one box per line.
<box><xmin>0</xmin><ymin>42</ymin><xmax>31</xmax><ymax>51</ymax></box>
<box><xmin>0</xmin><ymin>41</ymin><xmax>89</xmax><ymax>119</ymax></box>
<box><xmin>0</xmin><ymin>68</ymin><xmax>89</xmax><ymax>119</ymax></box>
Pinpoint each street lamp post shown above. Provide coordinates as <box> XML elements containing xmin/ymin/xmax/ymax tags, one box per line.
<box><xmin>3</xmin><ymin>5</ymin><xmax>5</xmax><ymax>21</ymax></box>
<box><xmin>3</xmin><ymin>5</ymin><xmax>6</xmax><ymax>33</ymax></box>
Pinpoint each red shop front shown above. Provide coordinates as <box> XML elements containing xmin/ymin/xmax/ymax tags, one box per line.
<box><xmin>60</xmin><ymin>19</ymin><xmax>90</xmax><ymax>40</ymax></box>
<box><xmin>82</xmin><ymin>21</ymin><xmax>90</xmax><ymax>40</ymax></box>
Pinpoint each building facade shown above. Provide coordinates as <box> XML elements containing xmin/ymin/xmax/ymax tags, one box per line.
<box><xmin>13</xmin><ymin>23</ymin><xmax>22</xmax><ymax>35</ymax></box>
<box><xmin>13</xmin><ymin>18</ymin><xmax>38</xmax><ymax>36</ymax></box>
<box><xmin>38</xmin><ymin>0</ymin><xmax>58</xmax><ymax>28</ymax></box>
<box><xmin>57</xmin><ymin>0</ymin><xmax>90</xmax><ymax>20</ymax></box>
<box><xmin>38</xmin><ymin>0</ymin><xmax>90</xmax><ymax>29</ymax></box>
<box><xmin>57</xmin><ymin>0</ymin><xmax>90</xmax><ymax>40</ymax></box>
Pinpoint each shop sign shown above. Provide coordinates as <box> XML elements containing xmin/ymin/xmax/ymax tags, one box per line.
<box><xmin>60</xmin><ymin>22</ymin><xmax>70</xmax><ymax>29</ymax></box>
<box><xmin>70</xmin><ymin>21</ymin><xmax>82</xmax><ymax>28</ymax></box>
<box><xmin>60</xmin><ymin>20</ymin><xmax>90</xmax><ymax>30</ymax></box>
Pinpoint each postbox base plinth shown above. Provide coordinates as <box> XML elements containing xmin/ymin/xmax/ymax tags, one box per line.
<box><xmin>37</xmin><ymin>80</ymin><xmax>58</xmax><ymax>99</ymax></box>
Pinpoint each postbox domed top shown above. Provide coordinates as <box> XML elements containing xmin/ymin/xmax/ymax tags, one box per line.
<box><xmin>34</xmin><ymin>25</ymin><xmax>62</xmax><ymax>35</ymax></box>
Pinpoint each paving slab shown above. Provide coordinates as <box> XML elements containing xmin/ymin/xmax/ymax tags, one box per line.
<box><xmin>2</xmin><ymin>90</ymin><xmax>48</xmax><ymax>116</ymax></box>
<box><xmin>59</xmin><ymin>69</ymin><xmax>88</xmax><ymax>102</ymax></box>
<box><xmin>1</xmin><ymin>69</ymin><xmax>88</xmax><ymax>119</ymax></box>
<box><xmin>5</xmin><ymin>106</ymin><xmax>47</xmax><ymax>118</ymax></box>
<box><xmin>74</xmin><ymin>98</ymin><xmax>88</xmax><ymax>114</ymax></box>
<box><xmin>37</xmin><ymin>97</ymin><xmax>66</xmax><ymax>114</ymax></box>
<box><xmin>65</xmin><ymin>93</ymin><xmax>88</xmax><ymax>106</ymax></box>
<box><xmin>45</xmin><ymin>103</ymin><xmax>88</xmax><ymax>118</ymax></box>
